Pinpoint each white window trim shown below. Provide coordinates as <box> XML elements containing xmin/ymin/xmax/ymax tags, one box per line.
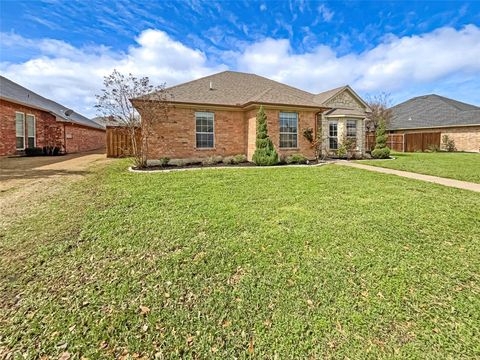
<box><xmin>26</xmin><ymin>114</ymin><xmax>36</xmax><ymax>148</ymax></box>
<box><xmin>195</xmin><ymin>111</ymin><xmax>215</xmax><ymax>149</ymax></box>
<box><xmin>15</xmin><ymin>111</ymin><xmax>26</xmax><ymax>150</ymax></box>
<box><xmin>328</xmin><ymin>120</ymin><xmax>338</xmax><ymax>150</ymax></box>
<box><xmin>346</xmin><ymin>119</ymin><xmax>357</xmax><ymax>139</ymax></box>
<box><xmin>279</xmin><ymin>112</ymin><xmax>299</xmax><ymax>149</ymax></box>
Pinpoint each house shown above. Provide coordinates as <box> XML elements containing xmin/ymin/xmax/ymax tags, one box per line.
<box><xmin>0</xmin><ymin>76</ymin><xmax>105</xmax><ymax>157</ymax></box>
<box><xmin>388</xmin><ymin>94</ymin><xmax>480</xmax><ymax>152</ymax></box>
<box><xmin>132</xmin><ymin>71</ymin><xmax>370</xmax><ymax>162</ymax></box>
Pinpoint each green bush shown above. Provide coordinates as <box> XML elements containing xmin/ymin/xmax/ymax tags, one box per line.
<box><xmin>159</xmin><ymin>157</ymin><xmax>170</xmax><ymax>166</ymax></box>
<box><xmin>222</xmin><ymin>156</ymin><xmax>234</xmax><ymax>164</ymax></box>
<box><xmin>252</xmin><ymin>106</ymin><xmax>279</xmax><ymax>166</ymax></box>
<box><xmin>371</xmin><ymin>147</ymin><xmax>391</xmax><ymax>159</ymax></box>
<box><xmin>371</xmin><ymin>120</ymin><xmax>391</xmax><ymax>159</ymax></box>
<box><xmin>233</xmin><ymin>154</ymin><xmax>247</xmax><ymax>164</ymax></box>
<box><xmin>442</xmin><ymin>135</ymin><xmax>456</xmax><ymax>152</ymax></box>
<box><xmin>202</xmin><ymin>156</ymin><xmax>223</xmax><ymax>165</ymax></box>
<box><xmin>285</xmin><ymin>154</ymin><xmax>307</xmax><ymax>164</ymax></box>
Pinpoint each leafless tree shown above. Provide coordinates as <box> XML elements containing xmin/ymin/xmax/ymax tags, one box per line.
<box><xmin>365</xmin><ymin>93</ymin><xmax>393</xmax><ymax>133</ymax></box>
<box><xmin>96</xmin><ymin>69</ymin><xmax>171</xmax><ymax>168</ymax></box>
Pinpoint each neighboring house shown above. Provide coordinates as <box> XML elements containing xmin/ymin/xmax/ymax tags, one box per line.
<box><xmin>389</xmin><ymin>94</ymin><xmax>480</xmax><ymax>152</ymax></box>
<box><xmin>132</xmin><ymin>71</ymin><xmax>370</xmax><ymax>161</ymax></box>
<box><xmin>0</xmin><ymin>76</ymin><xmax>105</xmax><ymax>157</ymax></box>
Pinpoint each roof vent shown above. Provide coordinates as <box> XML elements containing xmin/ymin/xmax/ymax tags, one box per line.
<box><xmin>408</xmin><ymin>116</ymin><xmax>412</xmax><ymax>121</ymax></box>
<box><xmin>64</xmin><ymin>109</ymin><xmax>74</xmax><ymax>116</ymax></box>
<box><xmin>209</xmin><ymin>81</ymin><xmax>213</xmax><ymax>90</ymax></box>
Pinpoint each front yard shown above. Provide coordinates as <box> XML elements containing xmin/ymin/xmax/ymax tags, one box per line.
<box><xmin>1</xmin><ymin>160</ymin><xmax>479</xmax><ymax>358</ymax></box>
<box><xmin>359</xmin><ymin>152</ymin><xmax>480</xmax><ymax>183</ymax></box>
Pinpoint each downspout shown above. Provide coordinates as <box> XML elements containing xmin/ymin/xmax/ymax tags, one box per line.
<box><xmin>64</xmin><ymin>123</ymin><xmax>67</xmax><ymax>154</ymax></box>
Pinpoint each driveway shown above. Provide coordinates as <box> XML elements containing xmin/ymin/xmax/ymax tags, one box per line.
<box><xmin>0</xmin><ymin>149</ymin><xmax>110</xmax><ymax>227</ymax></box>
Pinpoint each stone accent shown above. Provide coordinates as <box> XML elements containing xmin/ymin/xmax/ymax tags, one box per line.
<box><xmin>321</xmin><ymin>116</ymin><xmax>366</xmax><ymax>157</ymax></box>
<box><xmin>325</xmin><ymin>90</ymin><xmax>364</xmax><ymax>111</ymax></box>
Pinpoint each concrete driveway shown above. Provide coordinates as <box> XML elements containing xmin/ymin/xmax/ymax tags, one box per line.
<box><xmin>0</xmin><ymin>149</ymin><xmax>109</xmax><ymax>227</ymax></box>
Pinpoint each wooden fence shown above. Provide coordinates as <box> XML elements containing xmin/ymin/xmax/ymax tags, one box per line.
<box><xmin>404</xmin><ymin>132</ymin><xmax>441</xmax><ymax>152</ymax></box>
<box><xmin>106</xmin><ymin>126</ymin><xmax>140</xmax><ymax>158</ymax></box>
<box><xmin>365</xmin><ymin>131</ymin><xmax>441</xmax><ymax>152</ymax></box>
<box><xmin>365</xmin><ymin>133</ymin><xmax>404</xmax><ymax>152</ymax></box>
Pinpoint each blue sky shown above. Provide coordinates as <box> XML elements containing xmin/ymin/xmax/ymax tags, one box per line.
<box><xmin>1</xmin><ymin>0</ymin><xmax>480</xmax><ymax>117</ymax></box>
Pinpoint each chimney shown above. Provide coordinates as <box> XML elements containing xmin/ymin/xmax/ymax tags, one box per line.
<box><xmin>209</xmin><ymin>81</ymin><xmax>213</xmax><ymax>90</ymax></box>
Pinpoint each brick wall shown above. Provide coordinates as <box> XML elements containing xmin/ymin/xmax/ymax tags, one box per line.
<box><xmin>143</xmin><ymin>105</ymin><xmax>320</xmax><ymax>161</ymax></box>
<box><xmin>0</xmin><ymin>99</ymin><xmax>60</xmax><ymax>156</ymax></box>
<box><xmin>64</xmin><ymin>123</ymin><xmax>106</xmax><ymax>153</ymax></box>
<box><xmin>0</xmin><ymin>99</ymin><xmax>105</xmax><ymax>156</ymax></box>
<box><xmin>145</xmin><ymin>106</ymin><xmax>246</xmax><ymax>159</ymax></box>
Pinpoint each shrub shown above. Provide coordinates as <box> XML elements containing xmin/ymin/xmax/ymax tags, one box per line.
<box><xmin>427</xmin><ymin>144</ymin><xmax>440</xmax><ymax>152</ymax></box>
<box><xmin>159</xmin><ymin>157</ymin><xmax>170</xmax><ymax>166</ymax></box>
<box><xmin>285</xmin><ymin>154</ymin><xmax>307</xmax><ymax>164</ymax></box>
<box><xmin>442</xmin><ymin>135</ymin><xmax>456</xmax><ymax>152</ymax></box>
<box><xmin>371</xmin><ymin>120</ymin><xmax>390</xmax><ymax>159</ymax></box>
<box><xmin>222</xmin><ymin>156</ymin><xmax>234</xmax><ymax>164</ymax></box>
<box><xmin>252</xmin><ymin>106</ymin><xmax>279</xmax><ymax>166</ymax></box>
<box><xmin>169</xmin><ymin>158</ymin><xmax>201</xmax><ymax>167</ymax></box>
<box><xmin>25</xmin><ymin>147</ymin><xmax>43</xmax><ymax>156</ymax></box>
<box><xmin>233</xmin><ymin>154</ymin><xmax>247</xmax><ymax>164</ymax></box>
<box><xmin>371</xmin><ymin>147</ymin><xmax>391</xmax><ymax>159</ymax></box>
<box><xmin>42</xmin><ymin>146</ymin><xmax>61</xmax><ymax>156</ymax></box>
<box><xmin>202</xmin><ymin>156</ymin><xmax>223</xmax><ymax>165</ymax></box>
<box><xmin>336</xmin><ymin>143</ymin><xmax>347</xmax><ymax>158</ymax></box>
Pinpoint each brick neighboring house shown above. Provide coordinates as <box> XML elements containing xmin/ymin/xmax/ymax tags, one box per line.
<box><xmin>0</xmin><ymin>76</ymin><xmax>105</xmax><ymax>157</ymax></box>
<box><xmin>388</xmin><ymin>94</ymin><xmax>480</xmax><ymax>152</ymax></box>
<box><xmin>132</xmin><ymin>71</ymin><xmax>370</xmax><ymax>162</ymax></box>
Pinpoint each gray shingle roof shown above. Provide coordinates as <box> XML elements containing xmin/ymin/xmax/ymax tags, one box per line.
<box><xmin>142</xmin><ymin>71</ymin><xmax>349</xmax><ymax>108</ymax></box>
<box><xmin>389</xmin><ymin>94</ymin><xmax>480</xmax><ymax>130</ymax></box>
<box><xmin>0</xmin><ymin>76</ymin><xmax>105</xmax><ymax>130</ymax></box>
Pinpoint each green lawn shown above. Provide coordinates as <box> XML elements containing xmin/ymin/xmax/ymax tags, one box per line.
<box><xmin>1</xmin><ymin>161</ymin><xmax>479</xmax><ymax>358</ymax></box>
<box><xmin>359</xmin><ymin>152</ymin><xmax>480</xmax><ymax>183</ymax></box>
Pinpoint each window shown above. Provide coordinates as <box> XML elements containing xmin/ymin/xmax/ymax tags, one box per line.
<box><xmin>195</xmin><ymin>112</ymin><xmax>214</xmax><ymax>148</ymax></box>
<box><xmin>26</xmin><ymin>114</ymin><xmax>36</xmax><ymax>148</ymax></box>
<box><xmin>347</xmin><ymin>120</ymin><xmax>357</xmax><ymax>138</ymax></box>
<box><xmin>15</xmin><ymin>112</ymin><xmax>25</xmax><ymax>150</ymax></box>
<box><xmin>329</xmin><ymin>121</ymin><xmax>338</xmax><ymax>150</ymax></box>
<box><xmin>279</xmin><ymin>112</ymin><xmax>298</xmax><ymax>148</ymax></box>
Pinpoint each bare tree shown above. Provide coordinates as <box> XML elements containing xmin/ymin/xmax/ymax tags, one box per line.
<box><xmin>365</xmin><ymin>93</ymin><xmax>393</xmax><ymax>133</ymax></box>
<box><xmin>96</xmin><ymin>70</ymin><xmax>171</xmax><ymax>168</ymax></box>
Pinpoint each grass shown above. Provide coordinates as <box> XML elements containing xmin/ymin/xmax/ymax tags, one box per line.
<box><xmin>359</xmin><ymin>152</ymin><xmax>480</xmax><ymax>183</ymax></box>
<box><xmin>1</xmin><ymin>160</ymin><xmax>479</xmax><ymax>358</ymax></box>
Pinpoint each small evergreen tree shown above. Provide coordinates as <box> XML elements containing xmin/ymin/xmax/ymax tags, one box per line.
<box><xmin>371</xmin><ymin>120</ymin><xmax>391</xmax><ymax>159</ymax></box>
<box><xmin>252</xmin><ymin>106</ymin><xmax>279</xmax><ymax>166</ymax></box>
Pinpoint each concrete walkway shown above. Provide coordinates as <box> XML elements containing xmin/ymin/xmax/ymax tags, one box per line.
<box><xmin>335</xmin><ymin>161</ymin><xmax>480</xmax><ymax>192</ymax></box>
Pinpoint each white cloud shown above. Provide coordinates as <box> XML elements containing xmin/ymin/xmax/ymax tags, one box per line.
<box><xmin>260</xmin><ymin>3</ymin><xmax>267</xmax><ymax>11</ymax></box>
<box><xmin>1</xmin><ymin>25</ymin><xmax>480</xmax><ymax>117</ymax></box>
<box><xmin>236</xmin><ymin>24</ymin><xmax>480</xmax><ymax>98</ymax></box>
<box><xmin>0</xmin><ymin>30</ymin><xmax>226</xmax><ymax>117</ymax></box>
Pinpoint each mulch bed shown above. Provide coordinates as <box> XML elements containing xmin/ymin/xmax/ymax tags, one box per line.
<box><xmin>132</xmin><ymin>161</ymin><xmax>324</xmax><ymax>171</ymax></box>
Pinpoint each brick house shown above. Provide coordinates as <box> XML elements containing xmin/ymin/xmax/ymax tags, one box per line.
<box><xmin>388</xmin><ymin>94</ymin><xmax>480</xmax><ymax>152</ymax></box>
<box><xmin>0</xmin><ymin>76</ymin><xmax>105</xmax><ymax>157</ymax></box>
<box><xmin>132</xmin><ymin>71</ymin><xmax>370</xmax><ymax>162</ymax></box>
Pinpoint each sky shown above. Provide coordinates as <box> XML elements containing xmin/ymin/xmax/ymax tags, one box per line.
<box><xmin>1</xmin><ymin>0</ymin><xmax>480</xmax><ymax>117</ymax></box>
